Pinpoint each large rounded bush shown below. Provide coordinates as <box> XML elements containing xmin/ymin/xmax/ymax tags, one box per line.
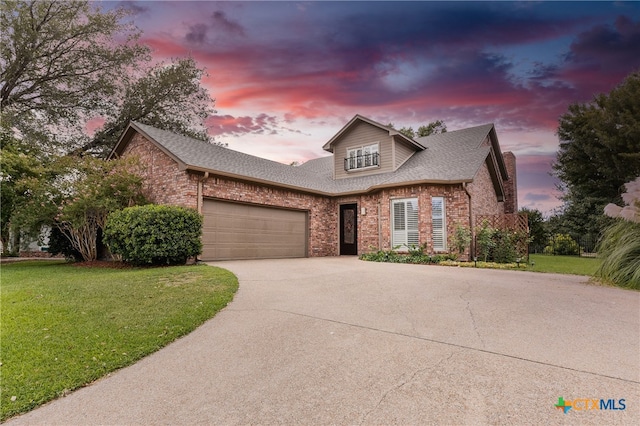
<box><xmin>543</xmin><ymin>234</ymin><xmax>580</xmax><ymax>255</ymax></box>
<box><xmin>104</xmin><ymin>205</ymin><xmax>202</xmax><ymax>266</ymax></box>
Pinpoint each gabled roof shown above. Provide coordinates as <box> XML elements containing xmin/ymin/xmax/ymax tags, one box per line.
<box><xmin>322</xmin><ymin>114</ymin><xmax>425</xmax><ymax>152</ymax></box>
<box><xmin>110</xmin><ymin>120</ymin><xmax>505</xmax><ymax>197</ymax></box>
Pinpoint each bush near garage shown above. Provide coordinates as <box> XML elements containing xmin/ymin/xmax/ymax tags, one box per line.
<box><xmin>104</xmin><ymin>205</ymin><xmax>202</xmax><ymax>266</ymax></box>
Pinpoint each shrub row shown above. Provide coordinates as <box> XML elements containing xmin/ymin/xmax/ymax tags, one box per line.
<box><xmin>360</xmin><ymin>249</ymin><xmax>457</xmax><ymax>264</ymax></box>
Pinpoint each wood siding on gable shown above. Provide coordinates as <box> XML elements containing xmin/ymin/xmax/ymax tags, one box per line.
<box><xmin>393</xmin><ymin>138</ymin><xmax>416</xmax><ymax>169</ymax></box>
<box><xmin>333</xmin><ymin>121</ymin><xmax>393</xmax><ymax>179</ymax></box>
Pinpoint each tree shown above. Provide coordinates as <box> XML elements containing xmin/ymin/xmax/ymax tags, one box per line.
<box><xmin>1</xmin><ymin>1</ymin><xmax>215</xmax><ymax>157</ymax></box>
<box><xmin>82</xmin><ymin>57</ymin><xmax>215</xmax><ymax>156</ymax></box>
<box><xmin>519</xmin><ymin>207</ymin><xmax>547</xmax><ymax>253</ymax></box>
<box><xmin>1</xmin><ymin>0</ymin><xmax>215</xmax><ymax>243</ymax></box>
<box><xmin>1</xmin><ymin>0</ymin><xmax>149</xmax><ymax>152</ymax></box>
<box><xmin>12</xmin><ymin>155</ymin><xmax>147</xmax><ymax>261</ymax></box>
<box><xmin>553</xmin><ymin>71</ymin><xmax>640</xmax><ymax>237</ymax></box>
<box><xmin>388</xmin><ymin>120</ymin><xmax>447</xmax><ymax>139</ymax></box>
<box><xmin>0</xmin><ymin>126</ymin><xmax>44</xmax><ymax>251</ymax></box>
<box><xmin>417</xmin><ymin>120</ymin><xmax>447</xmax><ymax>137</ymax></box>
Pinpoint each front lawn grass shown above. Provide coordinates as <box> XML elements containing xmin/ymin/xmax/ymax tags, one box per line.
<box><xmin>528</xmin><ymin>254</ymin><xmax>602</xmax><ymax>276</ymax></box>
<box><xmin>0</xmin><ymin>260</ymin><xmax>238</xmax><ymax>421</ymax></box>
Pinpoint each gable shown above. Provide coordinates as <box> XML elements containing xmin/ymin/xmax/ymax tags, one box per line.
<box><xmin>324</xmin><ymin>115</ymin><xmax>425</xmax><ymax>180</ymax></box>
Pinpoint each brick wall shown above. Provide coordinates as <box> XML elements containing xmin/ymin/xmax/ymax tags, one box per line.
<box><xmin>121</xmin><ymin>133</ymin><xmax>198</xmax><ymax>209</ymax></box>
<box><xmin>370</xmin><ymin>184</ymin><xmax>471</xmax><ymax>256</ymax></box>
<box><xmin>467</xmin><ymin>160</ymin><xmax>503</xmax><ymax>224</ymax></box>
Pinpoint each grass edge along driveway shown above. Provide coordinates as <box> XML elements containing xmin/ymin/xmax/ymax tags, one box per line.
<box><xmin>0</xmin><ymin>260</ymin><xmax>238</xmax><ymax>421</ymax></box>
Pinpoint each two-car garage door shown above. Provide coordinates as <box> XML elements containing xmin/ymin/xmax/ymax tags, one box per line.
<box><xmin>201</xmin><ymin>199</ymin><xmax>308</xmax><ymax>261</ymax></box>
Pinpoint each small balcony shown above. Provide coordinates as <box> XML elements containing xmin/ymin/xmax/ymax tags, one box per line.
<box><xmin>344</xmin><ymin>152</ymin><xmax>380</xmax><ymax>171</ymax></box>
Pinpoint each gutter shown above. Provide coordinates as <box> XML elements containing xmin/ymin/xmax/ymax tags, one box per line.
<box><xmin>186</xmin><ymin>165</ymin><xmax>473</xmax><ymax>199</ymax></box>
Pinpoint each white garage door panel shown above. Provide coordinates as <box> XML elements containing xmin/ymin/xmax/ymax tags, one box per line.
<box><xmin>201</xmin><ymin>200</ymin><xmax>308</xmax><ymax>260</ymax></box>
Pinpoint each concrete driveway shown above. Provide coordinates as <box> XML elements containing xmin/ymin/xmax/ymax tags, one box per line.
<box><xmin>8</xmin><ymin>257</ymin><xmax>639</xmax><ymax>425</ymax></box>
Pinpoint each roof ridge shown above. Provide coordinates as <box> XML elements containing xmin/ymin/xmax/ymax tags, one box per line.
<box><xmin>131</xmin><ymin>121</ymin><xmax>295</xmax><ymax>169</ymax></box>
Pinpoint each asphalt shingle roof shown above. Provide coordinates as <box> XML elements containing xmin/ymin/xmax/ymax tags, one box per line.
<box><xmin>126</xmin><ymin>121</ymin><xmax>495</xmax><ymax>196</ymax></box>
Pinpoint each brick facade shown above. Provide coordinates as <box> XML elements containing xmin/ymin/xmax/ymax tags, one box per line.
<box><xmin>121</xmin><ymin>132</ymin><xmax>511</xmax><ymax>259</ymax></box>
<box><xmin>122</xmin><ymin>133</ymin><xmax>198</xmax><ymax>209</ymax></box>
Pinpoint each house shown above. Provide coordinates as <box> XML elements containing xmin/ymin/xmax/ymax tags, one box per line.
<box><xmin>109</xmin><ymin>115</ymin><xmax>517</xmax><ymax>261</ymax></box>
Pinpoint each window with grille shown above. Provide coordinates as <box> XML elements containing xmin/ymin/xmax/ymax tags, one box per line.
<box><xmin>392</xmin><ymin>198</ymin><xmax>419</xmax><ymax>250</ymax></box>
<box><xmin>432</xmin><ymin>196</ymin><xmax>446</xmax><ymax>251</ymax></box>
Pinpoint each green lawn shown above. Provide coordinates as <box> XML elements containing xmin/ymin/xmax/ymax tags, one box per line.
<box><xmin>0</xmin><ymin>260</ymin><xmax>238</xmax><ymax>421</ymax></box>
<box><xmin>528</xmin><ymin>254</ymin><xmax>602</xmax><ymax>276</ymax></box>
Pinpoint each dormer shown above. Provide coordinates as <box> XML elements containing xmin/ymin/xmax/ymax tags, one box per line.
<box><xmin>322</xmin><ymin>115</ymin><xmax>426</xmax><ymax>179</ymax></box>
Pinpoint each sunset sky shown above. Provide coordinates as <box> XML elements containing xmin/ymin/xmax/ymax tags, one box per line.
<box><xmin>112</xmin><ymin>0</ymin><xmax>640</xmax><ymax>214</ymax></box>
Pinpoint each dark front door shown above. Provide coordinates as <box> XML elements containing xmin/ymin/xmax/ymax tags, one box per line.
<box><xmin>340</xmin><ymin>204</ymin><xmax>358</xmax><ymax>255</ymax></box>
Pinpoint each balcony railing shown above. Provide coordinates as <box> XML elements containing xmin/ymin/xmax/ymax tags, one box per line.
<box><xmin>344</xmin><ymin>152</ymin><xmax>380</xmax><ymax>171</ymax></box>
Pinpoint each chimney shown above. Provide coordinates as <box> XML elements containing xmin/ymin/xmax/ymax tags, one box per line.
<box><xmin>502</xmin><ymin>152</ymin><xmax>518</xmax><ymax>213</ymax></box>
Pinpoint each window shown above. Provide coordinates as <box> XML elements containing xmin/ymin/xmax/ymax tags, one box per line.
<box><xmin>392</xmin><ymin>198</ymin><xmax>419</xmax><ymax>250</ymax></box>
<box><xmin>432</xmin><ymin>197</ymin><xmax>446</xmax><ymax>251</ymax></box>
<box><xmin>345</xmin><ymin>143</ymin><xmax>379</xmax><ymax>170</ymax></box>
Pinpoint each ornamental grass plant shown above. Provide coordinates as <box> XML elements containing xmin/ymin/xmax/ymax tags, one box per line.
<box><xmin>595</xmin><ymin>220</ymin><xmax>640</xmax><ymax>289</ymax></box>
<box><xmin>596</xmin><ymin>177</ymin><xmax>640</xmax><ymax>290</ymax></box>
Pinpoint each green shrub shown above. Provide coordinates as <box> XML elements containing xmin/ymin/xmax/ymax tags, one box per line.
<box><xmin>492</xmin><ymin>229</ymin><xmax>518</xmax><ymax>263</ymax></box>
<box><xmin>452</xmin><ymin>224</ymin><xmax>471</xmax><ymax>257</ymax></box>
<box><xmin>104</xmin><ymin>205</ymin><xmax>202</xmax><ymax>266</ymax></box>
<box><xmin>476</xmin><ymin>221</ymin><xmax>496</xmax><ymax>262</ymax></box>
<box><xmin>359</xmin><ymin>249</ymin><xmax>456</xmax><ymax>265</ymax></box>
<box><xmin>544</xmin><ymin>234</ymin><xmax>580</xmax><ymax>255</ymax></box>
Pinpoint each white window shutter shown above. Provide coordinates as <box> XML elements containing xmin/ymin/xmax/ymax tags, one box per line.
<box><xmin>432</xmin><ymin>197</ymin><xmax>446</xmax><ymax>251</ymax></box>
<box><xmin>392</xmin><ymin>198</ymin><xmax>419</xmax><ymax>249</ymax></box>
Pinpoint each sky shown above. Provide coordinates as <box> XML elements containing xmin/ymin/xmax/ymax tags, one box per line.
<box><xmin>111</xmin><ymin>0</ymin><xmax>640</xmax><ymax>215</ymax></box>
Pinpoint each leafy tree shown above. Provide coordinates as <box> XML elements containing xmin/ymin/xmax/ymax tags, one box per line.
<box><xmin>0</xmin><ymin>126</ymin><xmax>44</xmax><ymax>250</ymax></box>
<box><xmin>553</xmin><ymin>71</ymin><xmax>640</xmax><ymax>237</ymax></box>
<box><xmin>12</xmin><ymin>156</ymin><xmax>147</xmax><ymax>261</ymax></box>
<box><xmin>81</xmin><ymin>57</ymin><xmax>215</xmax><ymax>156</ymax></box>
<box><xmin>0</xmin><ymin>0</ymin><xmax>149</xmax><ymax>152</ymax></box>
<box><xmin>388</xmin><ymin>120</ymin><xmax>447</xmax><ymax>139</ymax></box>
<box><xmin>519</xmin><ymin>207</ymin><xmax>547</xmax><ymax>253</ymax></box>
<box><xmin>1</xmin><ymin>1</ymin><xmax>215</xmax><ymax>157</ymax></box>
<box><xmin>1</xmin><ymin>0</ymin><xmax>215</xmax><ymax>243</ymax></box>
<box><xmin>417</xmin><ymin>120</ymin><xmax>447</xmax><ymax>137</ymax></box>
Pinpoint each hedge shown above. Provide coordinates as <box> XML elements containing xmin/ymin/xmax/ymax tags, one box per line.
<box><xmin>104</xmin><ymin>205</ymin><xmax>202</xmax><ymax>266</ymax></box>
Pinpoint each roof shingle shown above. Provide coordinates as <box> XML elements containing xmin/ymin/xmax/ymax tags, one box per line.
<box><xmin>121</xmin><ymin>120</ymin><xmax>495</xmax><ymax>196</ymax></box>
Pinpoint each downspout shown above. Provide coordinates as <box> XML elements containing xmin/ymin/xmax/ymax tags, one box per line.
<box><xmin>463</xmin><ymin>182</ymin><xmax>474</xmax><ymax>260</ymax></box>
<box><xmin>196</xmin><ymin>172</ymin><xmax>209</xmax><ymax>263</ymax></box>
<box><xmin>378</xmin><ymin>199</ymin><xmax>382</xmax><ymax>250</ymax></box>
<box><xmin>197</xmin><ymin>172</ymin><xmax>210</xmax><ymax>214</ymax></box>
